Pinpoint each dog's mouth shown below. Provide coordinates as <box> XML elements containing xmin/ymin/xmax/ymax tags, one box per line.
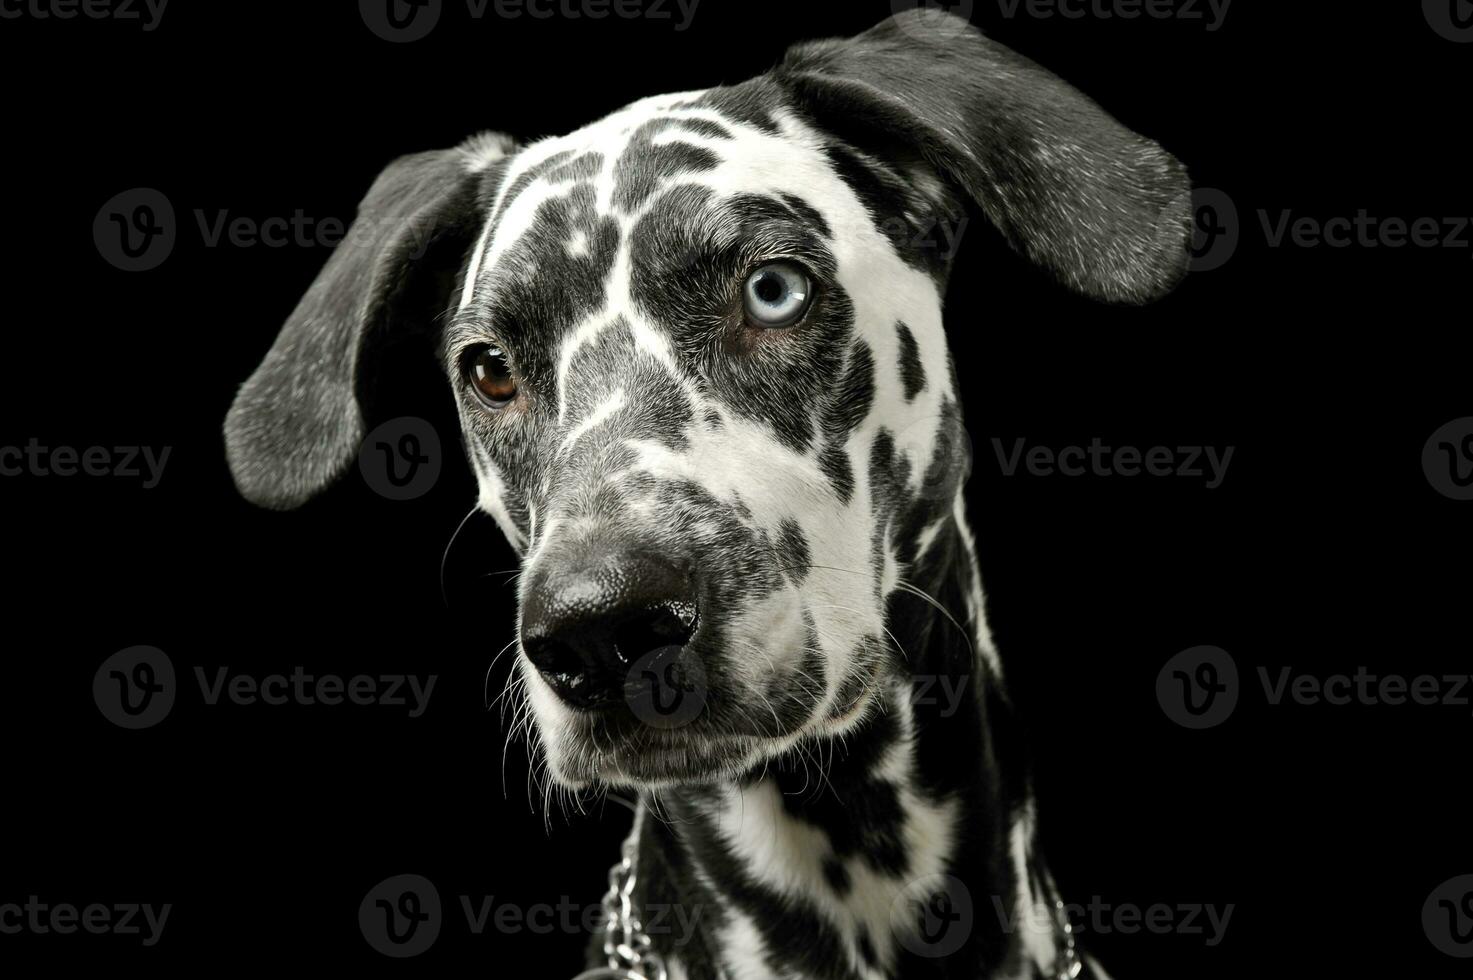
<box><xmin>556</xmin><ymin>726</ymin><xmax>773</xmax><ymax>787</ymax></box>
<box><xmin>530</xmin><ymin>643</ymin><xmax>894</xmax><ymax>790</ymax></box>
<box><xmin>524</xmin><ymin>630</ymin><xmax>829</xmax><ymax>788</ymax></box>
<box><xmin>514</xmin><ymin>559</ymin><xmax>850</xmax><ymax>787</ymax></box>
<box><xmin>547</xmin><ymin>676</ymin><xmax>804</xmax><ymax>787</ymax></box>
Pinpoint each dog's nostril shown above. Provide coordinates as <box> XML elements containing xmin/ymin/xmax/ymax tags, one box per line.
<box><xmin>614</xmin><ymin>601</ymin><xmax>698</xmax><ymax>662</ymax></box>
<box><xmin>522</xmin><ymin>637</ymin><xmax>590</xmax><ymax>685</ymax></box>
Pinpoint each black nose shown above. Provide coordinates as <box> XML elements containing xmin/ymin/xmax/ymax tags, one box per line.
<box><xmin>520</xmin><ymin>549</ymin><xmax>698</xmax><ymax>710</ymax></box>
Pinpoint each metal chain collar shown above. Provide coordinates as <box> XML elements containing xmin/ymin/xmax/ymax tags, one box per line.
<box><xmin>1051</xmin><ymin>897</ymin><xmax>1084</xmax><ymax>980</ymax></box>
<box><xmin>570</xmin><ymin>834</ymin><xmax>670</xmax><ymax>980</ymax></box>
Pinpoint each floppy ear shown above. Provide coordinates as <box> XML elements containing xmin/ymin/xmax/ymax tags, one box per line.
<box><xmin>777</xmin><ymin>9</ymin><xmax>1191</xmax><ymax>304</ymax></box>
<box><xmin>224</xmin><ymin>132</ymin><xmax>515</xmax><ymax>510</ymax></box>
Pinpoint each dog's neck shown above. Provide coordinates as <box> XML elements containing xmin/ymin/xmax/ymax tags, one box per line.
<box><xmin>629</xmin><ymin>514</ymin><xmax>1066</xmax><ymax>980</ymax></box>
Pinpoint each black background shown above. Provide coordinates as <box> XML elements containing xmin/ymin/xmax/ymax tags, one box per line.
<box><xmin>3</xmin><ymin>0</ymin><xmax>1470</xmax><ymax>975</ymax></box>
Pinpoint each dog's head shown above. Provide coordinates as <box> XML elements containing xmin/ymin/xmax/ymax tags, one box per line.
<box><xmin>227</xmin><ymin>11</ymin><xmax>1189</xmax><ymax>788</ymax></box>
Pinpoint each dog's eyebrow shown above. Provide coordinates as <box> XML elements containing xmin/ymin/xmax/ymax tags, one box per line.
<box><xmin>717</xmin><ymin>216</ymin><xmax>837</xmax><ymax>278</ymax></box>
<box><xmin>699</xmin><ymin>193</ymin><xmax>836</xmax><ymax>265</ymax></box>
<box><xmin>443</xmin><ymin>309</ymin><xmax>503</xmax><ymax>358</ymax></box>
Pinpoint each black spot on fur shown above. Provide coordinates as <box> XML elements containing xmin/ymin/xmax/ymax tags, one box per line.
<box><xmin>819</xmin><ymin>446</ymin><xmax>854</xmax><ymax>503</ymax></box>
<box><xmin>545</xmin><ymin>151</ymin><xmax>604</xmax><ymax>183</ymax></box>
<box><xmin>673</xmin><ymin>804</ymin><xmax>857</xmax><ymax>980</ymax></box>
<box><xmin>775</xmin><ymin>708</ymin><xmax>911</xmax><ymax>878</ymax></box>
<box><xmin>781</xmin><ymin>193</ymin><xmax>831</xmax><ymax>238</ymax></box>
<box><xmin>614</xmin><ymin>118</ymin><xmax>721</xmax><ymax>212</ymax></box>
<box><xmin>822</xmin><ymin>341</ymin><xmax>875</xmax><ymax>441</ymax></box>
<box><xmin>822</xmin><ymin>858</ymin><xmax>852</xmax><ymax>896</ymax></box>
<box><xmin>686</xmin><ymin>83</ymin><xmax>782</xmax><ymax>134</ymax></box>
<box><xmin>811</xmin><ymin>341</ymin><xmax>875</xmax><ymax>503</ymax></box>
<box><xmin>775</xmin><ymin>519</ymin><xmax>810</xmax><ymax>584</ymax></box>
<box><xmin>868</xmin><ymin>428</ymin><xmax>912</xmax><ymax>517</ymax></box>
<box><xmin>896</xmin><ymin>321</ymin><xmax>925</xmax><ymax>401</ymax></box>
<box><xmin>671</xmin><ymin>117</ymin><xmax>734</xmax><ymax>141</ymax></box>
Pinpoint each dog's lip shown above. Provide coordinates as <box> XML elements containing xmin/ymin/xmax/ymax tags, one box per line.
<box><xmin>562</xmin><ymin>729</ymin><xmax>768</xmax><ymax>786</ymax></box>
<box><xmin>828</xmin><ymin>683</ymin><xmax>879</xmax><ymax>729</ymax></box>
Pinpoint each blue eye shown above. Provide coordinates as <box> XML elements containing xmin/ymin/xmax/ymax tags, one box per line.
<box><xmin>742</xmin><ymin>261</ymin><xmax>814</xmax><ymax>328</ymax></box>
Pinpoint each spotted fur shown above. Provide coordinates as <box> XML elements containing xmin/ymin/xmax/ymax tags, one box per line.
<box><xmin>224</xmin><ymin>10</ymin><xmax>1189</xmax><ymax>978</ymax></box>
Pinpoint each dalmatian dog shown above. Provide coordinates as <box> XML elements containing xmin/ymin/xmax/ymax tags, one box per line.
<box><xmin>226</xmin><ymin>9</ymin><xmax>1188</xmax><ymax>979</ymax></box>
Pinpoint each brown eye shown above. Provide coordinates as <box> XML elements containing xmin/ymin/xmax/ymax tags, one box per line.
<box><xmin>468</xmin><ymin>345</ymin><xmax>517</xmax><ymax>408</ymax></box>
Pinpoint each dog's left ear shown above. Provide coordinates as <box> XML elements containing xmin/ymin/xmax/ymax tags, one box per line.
<box><xmin>777</xmin><ymin>9</ymin><xmax>1191</xmax><ymax>304</ymax></box>
<box><xmin>225</xmin><ymin>133</ymin><xmax>515</xmax><ymax>510</ymax></box>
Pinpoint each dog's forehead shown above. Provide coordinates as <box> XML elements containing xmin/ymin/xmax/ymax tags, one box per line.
<box><xmin>457</xmin><ymin>85</ymin><xmax>866</xmax><ymax>314</ymax></box>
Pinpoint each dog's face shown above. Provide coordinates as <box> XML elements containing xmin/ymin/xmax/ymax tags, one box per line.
<box><xmin>225</xmin><ymin>11</ymin><xmax>1190</xmax><ymax>789</ymax></box>
<box><xmin>448</xmin><ymin>84</ymin><xmax>972</xmax><ymax>786</ymax></box>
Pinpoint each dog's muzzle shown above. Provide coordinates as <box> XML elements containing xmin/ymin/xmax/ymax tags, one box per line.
<box><xmin>521</xmin><ymin>542</ymin><xmax>699</xmax><ymax>711</ymax></box>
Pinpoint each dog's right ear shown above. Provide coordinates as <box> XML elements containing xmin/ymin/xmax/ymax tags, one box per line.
<box><xmin>224</xmin><ymin>132</ymin><xmax>515</xmax><ymax>511</ymax></box>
